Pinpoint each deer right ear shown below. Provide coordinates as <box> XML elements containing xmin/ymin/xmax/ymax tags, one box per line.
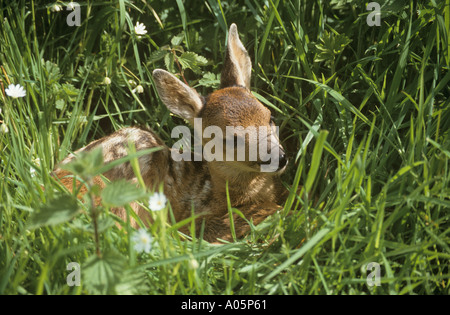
<box><xmin>220</xmin><ymin>23</ymin><xmax>252</xmax><ymax>89</ymax></box>
<box><xmin>153</xmin><ymin>69</ymin><xmax>204</xmax><ymax>123</ymax></box>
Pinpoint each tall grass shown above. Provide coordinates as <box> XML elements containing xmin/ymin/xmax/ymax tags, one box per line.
<box><xmin>0</xmin><ymin>0</ymin><xmax>449</xmax><ymax>294</ymax></box>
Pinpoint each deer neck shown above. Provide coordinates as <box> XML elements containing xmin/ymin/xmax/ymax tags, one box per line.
<box><xmin>207</xmin><ymin>162</ymin><xmax>279</xmax><ymax>205</ymax></box>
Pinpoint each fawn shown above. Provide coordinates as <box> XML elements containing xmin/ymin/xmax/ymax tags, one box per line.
<box><xmin>54</xmin><ymin>24</ymin><xmax>288</xmax><ymax>242</ymax></box>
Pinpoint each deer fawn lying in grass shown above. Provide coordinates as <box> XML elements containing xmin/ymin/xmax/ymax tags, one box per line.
<box><xmin>54</xmin><ymin>24</ymin><xmax>288</xmax><ymax>243</ymax></box>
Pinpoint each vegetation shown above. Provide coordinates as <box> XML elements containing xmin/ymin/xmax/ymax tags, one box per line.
<box><xmin>0</xmin><ymin>0</ymin><xmax>449</xmax><ymax>295</ymax></box>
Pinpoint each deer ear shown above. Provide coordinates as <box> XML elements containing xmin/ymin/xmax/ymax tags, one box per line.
<box><xmin>153</xmin><ymin>69</ymin><xmax>204</xmax><ymax>123</ymax></box>
<box><xmin>220</xmin><ymin>24</ymin><xmax>252</xmax><ymax>89</ymax></box>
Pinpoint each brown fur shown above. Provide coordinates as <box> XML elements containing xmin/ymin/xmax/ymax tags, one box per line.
<box><xmin>54</xmin><ymin>24</ymin><xmax>288</xmax><ymax>243</ymax></box>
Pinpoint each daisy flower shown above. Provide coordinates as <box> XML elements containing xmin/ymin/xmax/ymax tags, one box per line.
<box><xmin>0</xmin><ymin>124</ymin><xmax>8</xmax><ymax>133</ymax></box>
<box><xmin>5</xmin><ymin>84</ymin><xmax>26</xmax><ymax>98</ymax></box>
<box><xmin>51</xmin><ymin>4</ymin><xmax>62</xmax><ymax>12</ymax></box>
<box><xmin>67</xmin><ymin>2</ymin><xmax>77</xmax><ymax>10</ymax></box>
<box><xmin>188</xmin><ymin>258</ymin><xmax>199</xmax><ymax>270</ymax></box>
<box><xmin>132</xmin><ymin>85</ymin><xmax>144</xmax><ymax>94</ymax></box>
<box><xmin>103</xmin><ymin>77</ymin><xmax>111</xmax><ymax>85</ymax></box>
<box><xmin>148</xmin><ymin>192</ymin><xmax>167</xmax><ymax>211</ymax></box>
<box><xmin>134</xmin><ymin>22</ymin><xmax>147</xmax><ymax>37</ymax></box>
<box><xmin>131</xmin><ymin>229</ymin><xmax>153</xmax><ymax>254</ymax></box>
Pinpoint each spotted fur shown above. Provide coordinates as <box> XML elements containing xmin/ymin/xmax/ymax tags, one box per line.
<box><xmin>54</xmin><ymin>24</ymin><xmax>288</xmax><ymax>243</ymax></box>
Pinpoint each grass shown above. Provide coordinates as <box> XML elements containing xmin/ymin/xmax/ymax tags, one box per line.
<box><xmin>0</xmin><ymin>0</ymin><xmax>449</xmax><ymax>295</ymax></box>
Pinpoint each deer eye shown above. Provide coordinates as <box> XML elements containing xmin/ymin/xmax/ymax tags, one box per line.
<box><xmin>270</xmin><ymin>115</ymin><xmax>276</xmax><ymax>125</ymax></box>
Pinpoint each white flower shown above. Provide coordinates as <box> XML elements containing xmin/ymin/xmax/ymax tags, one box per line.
<box><xmin>51</xmin><ymin>4</ymin><xmax>63</xmax><ymax>12</ymax></box>
<box><xmin>67</xmin><ymin>2</ymin><xmax>77</xmax><ymax>10</ymax></box>
<box><xmin>103</xmin><ymin>77</ymin><xmax>111</xmax><ymax>85</ymax></box>
<box><xmin>188</xmin><ymin>259</ymin><xmax>199</xmax><ymax>270</ymax></box>
<box><xmin>5</xmin><ymin>84</ymin><xmax>26</xmax><ymax>98</ymax></box>
<box><xmin>132</xmin><ymin>85</ymin><xmax>144</xmax><ymax>94</ymax></box>
<box><xmin>132</xmin><ymin>229</ymin><xmax>153</xmax><ymax>254</ymax></box>
<box><xmin>148</xmin><ymin>192</ymin><xmax>167</xmax><ymax>211</ymax></box>
<box><xmin>134</xmin><ymin>22</ymin><xmax>147</xmax><ymax>36</ymax></box>
<box><xmin>0</xmin><ymin>124</ymin><xmax>8</xmax><ymax>133</ymax></box>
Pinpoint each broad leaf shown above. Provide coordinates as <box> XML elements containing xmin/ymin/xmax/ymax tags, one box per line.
<box><xmin>178</xmin><ymin>52</ymin><xmax>208</xmax><ymax>74</ymax></box>
<box><xmin>149</xmin><ymin>49</ymin><xmax>168</xmax><ymax>63</ymax></box>
<box><xmin>82</xmin><ymin>250</ymin><xmax>126</xmax><ymax>294</ymax></box>
<box><xmin>101</xmin><ymin>180</ymin><xmax>147</xmax><ymax>207</ymax></box>
<box><xmin>198</xmin><ymin>72</ymin><xmax>220</xmax><ymax>88</ymax></box>
<box><xmin>61</xmin><ymin>147</ymin><xmax>104</xmax><ymax>179</ymax></box>
<box><xmin>28</xmin><ymin>194</ymin><xmax>80</xmax><ymax>229</ymax></box>
<box><xmin>115</xmin><ymin>269</ymin><xmax>149</xmax><ymax>295</ymax></box>
<box><xmin>164</xmin><ymin>52</ymin><xmax>175</xmax><ymax>73</ymax></box>
<box><xmin>171</xmin><ymin>32</ymin><xmax>184</xmax><ymax>46</ymax></box>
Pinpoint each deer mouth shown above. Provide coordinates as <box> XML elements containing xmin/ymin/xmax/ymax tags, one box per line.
<box><xmin>257</xmin><ymin>156</ymin><xmax>288</xmax><ymax>174</ymax></box>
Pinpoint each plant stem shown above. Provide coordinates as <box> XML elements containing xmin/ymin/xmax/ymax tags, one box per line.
<box><xmin>87</xmin><ymin>178</ymin><xmax>101</xmax><ymax>258</ymax></box>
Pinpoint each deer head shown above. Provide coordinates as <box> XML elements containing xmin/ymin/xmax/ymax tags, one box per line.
<box><xmin>152</xmin><ymin>24</ymin><xmax>287</xmax><ymax>181</ymax></box>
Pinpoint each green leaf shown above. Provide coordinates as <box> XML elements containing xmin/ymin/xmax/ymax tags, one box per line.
<box><xmin>314</xmin><ymin>30</ymin><xmax>351</xmax><ymax>66</ymax></box>
<box><xmin>305</xmin><ymin>130</ymin><xmax>328</xmax><ymax>193</ymax></box>
<box><xmin>115</xmin><ymin>269</ymin><xmax>149</xmax><ymax>295</ymax></box>
<box><xmin>149</xmin><ymin>49</ymin><xmax>168</xmax><ymax>63</ymax></box>
<box><xmin>28</xmin><ymin>194</ymin><xmax>80</xmax><ymax>229</ymax></box>
<box><xmin>178</xmin><ymin>52</ymin><xmax>208</xmax><ymax>74</ymax></box>
<box><xmin>164</xmin><ymin>52</ymin><xmax>175</xmax><ymax>73</ymax></box>
<box><xmin>198</xmin><ymin>72</ymin><xmax>220</xmax><ymax>88</ymax></box>
<box><xmin>70</xmin><ymin>217</ymin><xmax>115</xmax><ymax>234</ymax></box>
<box><xmin>55</xmin><ymin>99</ymin><xmax>65</xmax><ymax>110</ymax></box>
<box><xmin>61</xmin><ymin>83</ymin><xmax>80</xmax><ymax>102</ymax></box>
<box><xmin>61</xmin><ymin>147</ymin><xmax>104</xmax><ymax>179</ymax></box>
<box><xmin>171</xmin><ymin>32</ymin><xmax>184</xmax><ymax>46</ymax></box>
<box><xmin>82</xmin><ymin>251</ymin><xmax>126</xmax><ymax>295</ymax></box>
<box><xmin>42</xmin><ymin>59</ymin><xmax>62</xmax><ymax>84</ymax></box>
<box><xmin>101</xmin><ymin>179</ymin><xmax>147</xmax><ymax>207</ymax></box>
<box><xmin>62</xmin><ymin>83</ymin><xmax>79</xmax><ymax>96</ymax></box>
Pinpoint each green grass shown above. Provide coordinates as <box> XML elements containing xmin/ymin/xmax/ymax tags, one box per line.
<box><xmin>1</xmin><ymin>0</ymin><xmax>449</xmax><ymax>295</ymax></box>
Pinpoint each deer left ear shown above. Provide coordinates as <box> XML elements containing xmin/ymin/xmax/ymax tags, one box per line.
<box><xmin>220</xmin><ymin>24</ymin><xmax>252</xmax><ymax>90</ymax></box>
<box><xmin>153</xmin><ymin>69</ymin><xmax>204</xmax><ymax>124</ymax></box>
